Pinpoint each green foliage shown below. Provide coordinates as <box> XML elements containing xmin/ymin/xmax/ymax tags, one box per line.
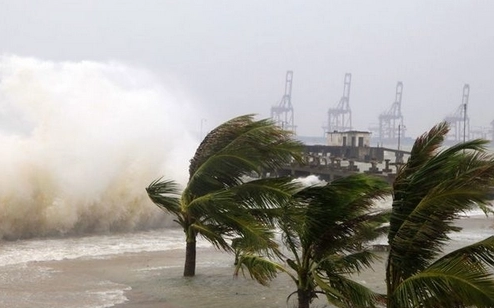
<box><xmin>386</xmin><ymin>121</ymin><xmax>494</xmax><ymax>308</ymax></box>
<box><xmin>235</xmin><ymin>173</ymin><xmax>391</xmax><ymax>308</ymax></box>
<box><xmin>234</xmin><ymin>254</ymin><xmax>286</xmax><ymax>286</ymax></box>
<box><xmin>146</xmin><ymin>114</ymin><xmax>304</xmax><ymax>275</ymax></box>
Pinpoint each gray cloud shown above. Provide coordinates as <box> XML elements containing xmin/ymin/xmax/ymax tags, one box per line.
<box><xmin>1</xmin><ymin>0</ymin><xmax>493</xmax><ymax>138</ymax></box>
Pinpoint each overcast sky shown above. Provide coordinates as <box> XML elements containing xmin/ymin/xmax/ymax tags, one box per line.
<box><xmin>1</xmin><ymin>0</ymin><xmax>493</xmax><ymax>139</ymax></box>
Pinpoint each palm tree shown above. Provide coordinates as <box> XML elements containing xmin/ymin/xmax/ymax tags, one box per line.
<box><xmin>146</xmin><ymin>114</ymin><xmax>303</xmax><ymax>277</ymax></box>
<box><xmin>386</xmin><ymin>121</ymin><xmax>494</xmax><ymax>307</ymax></box>
<box><xmin>235</xmin><ymin>174</ymin><xmax>391</xmax><ymax>308</ymax></box>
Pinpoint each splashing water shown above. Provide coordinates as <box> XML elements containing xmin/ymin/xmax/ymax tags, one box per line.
<box><xmin>0</xmin><ymin>55</ymin><xmax>198</xmax><ymax>239</ymax></box>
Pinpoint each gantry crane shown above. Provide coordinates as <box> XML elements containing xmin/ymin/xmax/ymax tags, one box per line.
<box><xmin>324</xmin><ymin>73</ymin><xmax>352</xmax><ymax>134</ymax></box>
<box><xmin>444</xmin><ymin>84</ymin><xmax>470</xmax><ymax>142</ymax></box>
<box><xmin>470</xmin><ymin>126</ymin><xmax>490</xmax><ymax>140</ymax></box>
<box><xmin>271</xmin><ymin>71</ymin><xmax>296</xmax><ymax>133</ymax></box>
<box><xmin>470</xmin><ymin>117</ymin><xmax>491</xmax><ymax>139</ymax></box>
<box><xmin>378</xmin><ymin>82</ymin><xmax>404</xmax><ymax>144</ymax></box>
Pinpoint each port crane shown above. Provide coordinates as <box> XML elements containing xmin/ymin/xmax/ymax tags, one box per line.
<box><xmin>271</xmin><ymin>71</ymin><xmax>296</xmax><ymax>133</ymax></box>
<box><xmin>470</xmin><ymin>126</ymin><xmax>490</xmax><ymax>140</ymax></box>
<box><xmin>324</xmin><ymin>73</ymin><xmax>352</xmax><ymax>134</ymax></box>
<box><xmin>444</xmin><ymin>84</ymin><xmax>470</xmax><ymax>142</ymax></box>
<box><xmin>377</xmin><ymin>82</ymin><xmax>404</xmax><ymax>144</ymax></box>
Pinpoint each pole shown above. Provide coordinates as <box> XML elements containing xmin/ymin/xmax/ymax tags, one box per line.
<box><xmin>398</xmin><ymin>125</ymin><xmax>401</xmax><ymax>151</ymax></box>
<box><xmin>463</xmin><ymin>103</ymin><xmax>467</xmax><ymax>143</ymax></box>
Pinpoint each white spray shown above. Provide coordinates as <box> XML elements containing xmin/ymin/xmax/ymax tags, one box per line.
<box><xmin>0</xmin><ymin>55</ymin><xmax>198</xmax><ymax>239</ymax></box>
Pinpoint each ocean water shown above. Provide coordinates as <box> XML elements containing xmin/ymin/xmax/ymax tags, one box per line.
<box><xmin>0</xmin><ymin>228</ymin><xmax>209</xmax><ymax>308</ymax></box>
<box><xmin>0</xmin><ymin>211</ymin><xmax>492</xmax><ymax>308</ymax></box>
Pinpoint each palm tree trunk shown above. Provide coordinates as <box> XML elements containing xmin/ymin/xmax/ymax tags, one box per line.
<box><xmin>297</xmin><ymin>289</ymin><xmax>311</xmax><ymax>308</ymax></box>
<box><xmin>386</xmin><ymin>253</ymin><xmax>399</xmax><ymax>308</ymax></box>
<box><xmin>183</xmin><ymin>230</ymin><xmax>197</xmax><ymax>277</ymax></box>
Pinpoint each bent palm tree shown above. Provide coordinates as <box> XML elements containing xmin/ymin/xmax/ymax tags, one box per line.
<box><xmin>235</xmin><ymin>174</ymin><xmax>391</xmax><ymax>308</ymax></box>
<box><xmin>386</xmin><ymin>122</ymin><xmax>494</xmax><ymax>307</ymax></box>
<box><xmin>146</xmin><ymin>114</ymin><xmax>303</xmax><ymax>276</ymax></box>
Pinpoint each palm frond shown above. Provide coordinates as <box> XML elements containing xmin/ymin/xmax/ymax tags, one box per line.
<box><xmin>232</xmin><ymin>234</ymin><xmax>279</xmax><ymax>257</ymax></box>
<box><xmin>145</xmin><ymin>178</ymin><xmax>182</xmax><ymax>217</ymax></box>
<box><xmin>187</xmin><ymin>190</ymin><xmax>281</xmax><ymax>256</ymax></box>
<box><xmin>185</xmin><ymin>114</ymin><xmax>303</xmax><ymax>197</ymax></box>
<box><xmin>279</xmin><ymin>213</ymin><xmax>303</xmax><ymax>260</ymax></box>
<box><xmin>390</xmin><ymin>122</ymin><xmax>450</xmax><ymax>241</ymax></box>
<box><xmin>388</xmin><ymin>121</ymin><xmax>494</xmax><ymax>278</ymax></box>
<box><xmin>387</xmin><ymin>121</ymin><xmax>494</xmax><ymax>307</ymax></box>
<box><xmin>395</xmin><ymin>121</ymin><xmax>449</xmax><ymax>182</ymax></box>
<box><xmin>391</xmin><ymin>157</ymin><xmax>494</xmax><ymax>274</ymax></box>
<box><xmin>191</xmin><ymin>221</ymin><xmax>231</xmax><ymax>251</ymax></box>
<box><xmin>297</xmin><ymin>174</ymin><xmax>390</xmax><ymax>257</ymax></box>
<box><xmin>433</xmin><ymin>236</ymin><xmax>494</xmax><ymax>272</ymax></box>
<box><xmin>319</xmin><ymin>250</ymin><xmax>382</xmax><ymax>275</ymax></box>
<box><xmin>189</xmin><ymin>114</ymin><xmax>255</xmax><ymax>178</ymax></box>
<box><xmin>228</xmin><ymin>177</ymin><xmax>301</xmax><ymax>213</ymax></box>
<box><xmin>392</xmin><ymin>254</ymin><xmax>494</xmax><ymax>308</ymax></box>
<box><xmin>350</xmin><ymin>210</ymin><xmax>391</xmax><ymax>247</ymax></box>
<box><xmin>218</xmin><ymin>214</ymin><xmax>280</xmax><ymax>256</ymax></box>
<box><xmin>181</xmin><ymin>177</ymin><xmax>300</xmax><ymax>258</ymax></box>
<box><xmin>234</xmin><ymin>254</ymin><xmax>287</xmax><ymax>286</ymax></box>
<box><xmin>314</xmin><ymin>270</ymin><xmax>384</xmax><ymax>308</ymax></box>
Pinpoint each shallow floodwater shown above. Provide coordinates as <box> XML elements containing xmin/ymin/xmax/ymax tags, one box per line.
<box><xmin>0</xmin><ymin>213</ymin><xmax>493</xmax><ymax>308</ymax></box>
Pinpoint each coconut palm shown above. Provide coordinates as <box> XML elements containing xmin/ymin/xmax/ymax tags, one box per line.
<box><xmin>235</xmin><ymin>173</ymin><xmax>391</xmax><ymax>308</ymax></box>
<box><xmin>146</xmin><ymin>114</ymin><xmax>303</xmax><ymax>277</ymax></box>
<box><xmin>386</xmin><ymin>121</ymin><xmax>494</xmax><ymax>307</ymax></box>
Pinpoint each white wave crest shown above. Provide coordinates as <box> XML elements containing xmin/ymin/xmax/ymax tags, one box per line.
<box><xmin>0</xmin><ymin>55</ymin><xmax>198</xmax><ymax>239</ymax></box>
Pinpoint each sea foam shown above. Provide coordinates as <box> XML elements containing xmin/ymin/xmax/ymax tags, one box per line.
<box><xmin>0</xmin><ymin>55</ymin><xmax>199</xmax><ymax>239</ymax></box>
